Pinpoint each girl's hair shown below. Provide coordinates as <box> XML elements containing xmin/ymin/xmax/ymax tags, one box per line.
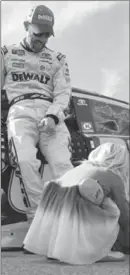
<box><xmin>88</xmin><ymin>142</ymin><xmax>129</xmax><ymax>200</ymax></box>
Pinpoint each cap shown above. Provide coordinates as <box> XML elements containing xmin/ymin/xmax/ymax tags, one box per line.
<box><xmin>24</xmin><ymin>5</ymin><xmax>54</xmax><ymax>36</ymax></box>
<box><xmin>78</xmin><ymin>178</ymin><xmax>104</xmax><ymax>205</ymax></box>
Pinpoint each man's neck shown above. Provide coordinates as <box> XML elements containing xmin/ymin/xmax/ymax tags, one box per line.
<box><xmin>23</xmin><ymin>38</ymin><xmax>33</xmax><ymax>51</ymax></box>
<box><xmin>20</xmin><ymin>38</ymin><xmax>33</xmax><ymax>52</ymax></box>
<box><xmin>23</xmin><ymin>38</ymin><xmax>46</xmax><ymax>53</ymax></box>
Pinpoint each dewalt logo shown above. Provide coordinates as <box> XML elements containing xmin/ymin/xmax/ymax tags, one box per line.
<box><xmin>11</xmin><ymin>72</ymin><xmax>50</xmax><ymax>84</ymax></box>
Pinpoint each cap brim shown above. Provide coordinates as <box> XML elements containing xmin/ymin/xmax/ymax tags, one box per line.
<box><xmin>31</xmin><ymin>24</ymin><xmax>54</xmax><ymax>36</ymax></box>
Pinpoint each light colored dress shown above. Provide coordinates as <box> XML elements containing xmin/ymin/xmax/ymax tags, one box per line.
<box><xmin>23</xmin><ymin>161</ymin><xmax>121</xmax><ymax>264</ymax></box>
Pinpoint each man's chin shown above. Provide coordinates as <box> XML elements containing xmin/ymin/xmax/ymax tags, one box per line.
<box><xmin>33</xmin><ymin>45</ymin><xmax>45</xmax><ymax>53</ymax></box>
<box><xmin>32</xmin><ymin>42</ymin><xmax>45</xmax><ymax>53</ymax></box>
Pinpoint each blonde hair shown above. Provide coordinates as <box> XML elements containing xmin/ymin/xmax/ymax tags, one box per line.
<box><xmin>88</xmin><ymin>142</ymin><xmax>129</xmax><ymax>200</ymax></box>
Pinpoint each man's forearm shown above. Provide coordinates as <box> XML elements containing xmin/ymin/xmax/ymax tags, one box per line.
<box><xmin>46</xmin><ymin>89</ymin><xmax>71</xmax><ymax>122</ymax></box>
<box><xmin>1</xmin><ymin>51</ymin><xmax>5</xmax><ymax>89</ymax></box>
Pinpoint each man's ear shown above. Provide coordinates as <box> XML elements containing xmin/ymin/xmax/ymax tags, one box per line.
<box><xmin>23</xmin><ymin>21</ymin><xmax>29</xmax><ymax>31</ymax></box>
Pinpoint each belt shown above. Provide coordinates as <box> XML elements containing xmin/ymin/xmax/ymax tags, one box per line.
<box><xmin>9</xmin><ymin>93</ymin><xmax>53</xmax><ymax>107</ymax></box>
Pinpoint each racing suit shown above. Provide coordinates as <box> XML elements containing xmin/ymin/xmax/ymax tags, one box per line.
<box><xmin>1</xmin><ymin>42</ymin><xmax>73</xmax><ymax>218</ymax></box>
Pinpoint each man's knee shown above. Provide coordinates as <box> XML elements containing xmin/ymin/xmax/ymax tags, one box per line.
<box><xmin>9</xmin><ymin>148</ymin><xmax>40</xmax><ymax>171</ymax></box>
<box><xmin>19</xmin><ymin>155</ymin><xmax>41</xmax><ymax>169</ymax></box>
<box><xmin>49</xmin><ymin>155</ymin><xmax>73</xmax><ymax>178</ymax></box>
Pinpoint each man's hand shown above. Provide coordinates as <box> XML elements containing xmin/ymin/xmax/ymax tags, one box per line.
<box><xmin>38</xmin><ymin>117</ymin><xmax>56</xmax><ymax>134</ymax></box>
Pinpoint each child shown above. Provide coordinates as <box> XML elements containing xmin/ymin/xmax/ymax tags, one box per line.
<box><xmin>23</xmin><ymin>143</ymin><xmax>129</xmax><ymax>264</ymax></box>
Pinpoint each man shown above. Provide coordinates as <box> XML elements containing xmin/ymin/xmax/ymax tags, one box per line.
<box><xmin>1</xmin><ymin>4</ymin><xmax>73</xmax><ymax>219</ymax></box>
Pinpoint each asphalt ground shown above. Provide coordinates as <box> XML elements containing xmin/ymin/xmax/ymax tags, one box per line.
<box><xmin>1</xmin><ymin>252</ymin><xmax>129</xmax><ymax>275</ymax></box>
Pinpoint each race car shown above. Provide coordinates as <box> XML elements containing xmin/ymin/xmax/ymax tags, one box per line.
<box><xmin>1</xmin><ymin>87</ymin><xmax>129</xmax><ymax>250</ymax></box>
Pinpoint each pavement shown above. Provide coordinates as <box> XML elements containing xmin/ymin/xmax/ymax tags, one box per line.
<box><xmin>1</xmin><ymin>252</ymin><xmax>129</xmax><ymax>275</ymax></box>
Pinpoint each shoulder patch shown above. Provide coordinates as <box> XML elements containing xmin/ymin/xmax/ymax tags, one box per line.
<box><xmin>2</xmin><ymin>45</ymin><xmax>8</xmax><ymax>55</ymax></box>
<box><xmin>56</xmin><ymin>52</ymin><xmax>66</xmax><ymax>62</ymax></box>
<box><xmin>11</xmin><ymin>48</ymin><xmax>25</xmax><ymax>56</ymax></box>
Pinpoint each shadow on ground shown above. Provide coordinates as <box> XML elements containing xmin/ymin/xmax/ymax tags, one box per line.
<box><xmin>1</xmin><ymin>252</ymin><xmax>129</xmax><ymax>275</ymax></box>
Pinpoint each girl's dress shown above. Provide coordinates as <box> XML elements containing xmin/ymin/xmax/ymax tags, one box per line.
<box><xmin>23</xmin><ymin>161</ymin><xmax>123</xmax><ymax>264</ymax></box>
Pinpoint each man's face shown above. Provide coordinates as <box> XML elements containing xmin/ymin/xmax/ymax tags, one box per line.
<box><xmin>27</xmin><ymin>24</ymin><xmax>51</xmax><ymax>53</ymax></box>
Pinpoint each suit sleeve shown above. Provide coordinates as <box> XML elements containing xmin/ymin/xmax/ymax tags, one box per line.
<box><xmin>46</xmin><ymin>55</ymin><xmax>71</xmax><ymax>123</ymax></box>
<box><xmin>1</xmin><ymin>48</ymin><xmax>6</xmax><ymax>89</ymax></box>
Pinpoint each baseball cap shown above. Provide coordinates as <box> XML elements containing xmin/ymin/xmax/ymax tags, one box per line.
<box><xmin>78</xmin><ymin>178</ymin><xmax>104</xmax><ymax>205</ymax></box>
<box><xmin>24</xmin><ymin>5</ymin><xmax>54</xmax><ymax>36</ymax></box>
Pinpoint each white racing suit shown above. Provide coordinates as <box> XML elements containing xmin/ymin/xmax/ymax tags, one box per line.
<box><xmin>1</xmin><ymin>42</ymin><xmax>73</xmax><ymax>218</ymax></box>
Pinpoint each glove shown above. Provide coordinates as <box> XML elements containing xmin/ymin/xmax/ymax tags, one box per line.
<box><xmin>38</xmin><ymin>117</ymin><xmax>56</xmax><ymax>134</ymax></box>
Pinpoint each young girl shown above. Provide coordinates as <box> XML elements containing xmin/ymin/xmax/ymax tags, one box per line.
<box><xmin>23</xmin><ymin>143</ymin><xmax>129</xmax><ymax>264</ymax></box>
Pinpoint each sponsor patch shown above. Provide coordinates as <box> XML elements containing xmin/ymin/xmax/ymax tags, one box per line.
<box><xmin>2</xmin><ymin>45</ymin><xmax>8</xmax><ymax>55</ymax></box>
<box><xmin>64</xmin><ymin>62</ymin><xmax>70</xmax><ymax>82</ymax></box>
<box><xmin>12</xmin><ymin>49</ymin><xmax>25</xmax><ymax>56</ymax></box>
<box><xmin>38</xmin><ymin>14</ymin><xmax>53</xmax><ymax>22</ymax></box>
<box><xmin>12</xmin><ymin>62</ymin><xmax>24</xmax><ymax>68</ymax></box>
<box><xmin>64</xmin><ymin>63</ymin><xmax>70</xmax><ymax>76</ymax></box>
<box><xmin>57</xmin><ymin>52</ymin><xmax>65</xmax><ymax>62</ymax></box>
<box><xmin>11</xmin><ymin>58</ymin><xmax>25</xmax><ymax>62</ymax></box>
<box><xmin>77</xmin><ymin>99</ymin><xmax>88</xmax><ymax>106</ymax></box>
<box><xmin>40</xmin><ymin>65</ymin><xmax>46</xmax><ymax>71</ymax></box>
<box><xmin>39</xmin><ymin>64</ymin><xmax>51</xmax><ymax>72</ymax></box>
<box><xmin>81</xmin><ymin>122</ymin><xmax>94</xmax><ymax>133</ymax></box>
<box><xmin>11</xmin><ymin>72</ymin><xmax>50</xmax><ymax>84</ymax></box>
<box><xmin>41</xmin><ymin>53</ymin><xmax>52</xmax><ymax>60</ymax></box>
<box><xmin>64</xmin><ymin>72</ymin><xmax>70</xmax><ymax>82</ymax></box>
<box><xmin>40</xmin><ymin>60</ymin><xmax>53</xmax><ymax>66</ymax></box>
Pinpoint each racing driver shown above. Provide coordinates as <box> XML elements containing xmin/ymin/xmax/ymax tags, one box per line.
<box><xmin>1</xmin><ymin>4</ymin><xmax>73</xmax><ymax>219</ymax></box>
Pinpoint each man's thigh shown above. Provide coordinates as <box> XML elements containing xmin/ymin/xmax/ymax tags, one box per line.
<box><xmin>7</xmin><ymin>118</ymin><xmax>39</xmax><ymax>162</ymax></box>
<box><xmin>39</xmin><ymin>123</ymin><xmax>73</xmax><ymax>177</ymax></box>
